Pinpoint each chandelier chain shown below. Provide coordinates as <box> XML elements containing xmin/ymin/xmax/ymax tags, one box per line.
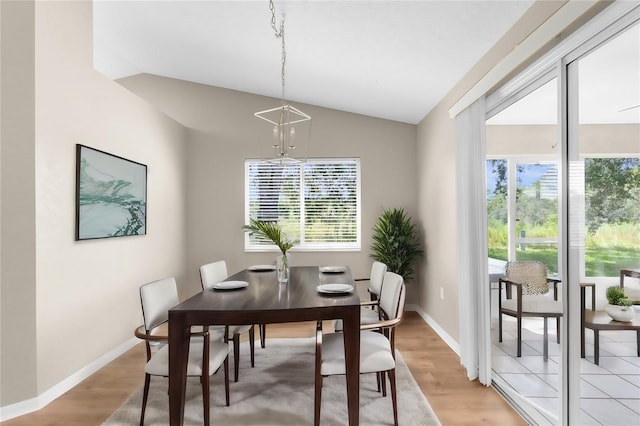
<box><xmin>269</xmin><ymin>0</ymin><xmax>286</xmax><ymax>105</ymax></box>
<box><xmin>255</xmin><ymin>0</ymin><xmax>311</xmax><ymax>164</ymax></box>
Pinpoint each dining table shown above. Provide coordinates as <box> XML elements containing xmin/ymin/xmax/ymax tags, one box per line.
<box><xmin>168</xmin><ymin>265</ymin><xmax>362</xmax><ymax>425</ymax></box>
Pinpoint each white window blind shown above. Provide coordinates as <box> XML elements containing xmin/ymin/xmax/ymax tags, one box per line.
<box><xmin>245</xmin><ymin>158</ymin><xmax>361</xmax><ymax>251</ymax></box>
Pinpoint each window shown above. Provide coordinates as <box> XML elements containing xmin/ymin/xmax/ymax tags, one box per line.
<box><xmin>245</xmin><ymin>158</ymin><xmax>361</xmax><ymax>251</ymax></box>
<box><xmin>486</xmin><ymin>158</ymin><xmax>560</xmax><ymax>274</ymax></box>
<box><xmin>583</xmin><ymin>157</ymin><xmax>640</xmax><ymax>276</ymax></box>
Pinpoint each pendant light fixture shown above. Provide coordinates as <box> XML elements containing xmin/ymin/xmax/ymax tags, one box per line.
<box><xmin>254</xmin><ymin>0</ymin><xmax>311</xmax><ymax>165</ymax></box>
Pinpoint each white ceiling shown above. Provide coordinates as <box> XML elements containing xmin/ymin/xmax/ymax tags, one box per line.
<box><xmin>93</xmin><ymin>0</ymin><xmax>535</xmax><ymax>125</ymax></box>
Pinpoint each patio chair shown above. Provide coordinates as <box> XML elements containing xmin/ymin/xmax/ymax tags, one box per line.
<box><xmin>498</xmin><ymin>261</ymin><xmax>562</xmax><ymax>361</ymax></box>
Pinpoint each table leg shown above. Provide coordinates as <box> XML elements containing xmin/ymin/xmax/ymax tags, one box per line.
<box><xmin>594</xmin><ymin>330</ymin><xmax>600</xmax><ymax>365</ymax></box>
<box><xmin>169</xmin><ymin>312</ymin><xmax>189</xmax><ymax>426</ymax></box>
<box><xmin>260</xmin><ymin>323</ymin><xmax>267</xmax><ymax>348</ymax></box>
<box><xmin>342</xmin><ymin>306</ymin><xmax>360</xmax><ymax>426</ymax></box>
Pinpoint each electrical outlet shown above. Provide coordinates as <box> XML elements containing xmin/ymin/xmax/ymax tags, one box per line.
<box><xmin>440</xmin><ymin>287</ymin><xmax>444</xmax><ymax>300</ymax></box>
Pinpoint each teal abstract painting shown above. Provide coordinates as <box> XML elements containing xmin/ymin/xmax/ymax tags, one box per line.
<box><xmin>76</xmin><ymin>145</ymin><xmax>147</xmax><ymax>240</ymax></box>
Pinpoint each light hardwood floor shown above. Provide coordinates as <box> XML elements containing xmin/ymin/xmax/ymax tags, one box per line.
<box><xmin>2</xmin><ymin>312</ymin><xmax>525</xmax><ymax>425</ymax></box>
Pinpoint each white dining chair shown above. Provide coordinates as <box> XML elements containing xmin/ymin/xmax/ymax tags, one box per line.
<box><xmin>315</xmin><ymin>271</ymin><xmax>406</xmax><ymax>426</ymax></box>
<box><xmin>333</xmin><ymin>261</ymin><xmax>388</xmax><ymax>332</ymax></box>
<box><xmin>365</xmin><ymin>261</ymin><xmax>388</xmax><ymax>303</ymax></box>
<box><xmin>135</xmin><ymin>277</ymin><xmax>230</xmax><ymax>426</ymax></box>
<box><xmin>200</xmin><ymin>260</ymin><xmax>256</xmax><ymax>382</ymax></box>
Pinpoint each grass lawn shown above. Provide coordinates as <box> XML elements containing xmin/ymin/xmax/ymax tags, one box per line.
<box><xmin>488</xmin><ymin>246</ymin><xmax>640</xmax><ymax>277</ymax></box>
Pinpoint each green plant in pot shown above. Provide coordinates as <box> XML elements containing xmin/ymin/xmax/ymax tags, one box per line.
<box><xmin>243</xmin><ymin>219</ymin><xmax>297</xmax><ymax>282</ymax></box>
<box><xmin>604</xmin><ymin>286</ymin><xmax>634</xmax><ymax>322</ymax></box>
<box><xmin>370</xmin><ymin>208</ymin><xmax>423</xmax><ymax>282</ymax></box>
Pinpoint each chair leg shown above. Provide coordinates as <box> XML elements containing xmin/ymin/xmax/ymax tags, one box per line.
<box><xmin>249</xmin><ymin>326</ymin><xmax>255</xmax><ymax>368</ymax></box>
<box><xmin>202</xmin><ymin>372</ymin><xmax>210</xmax><ymax>425</ymax></box>
<box><xmin>233</xmin><ymin>334</ymin><xmax>240</xmax><ymax>382</ymax></box>
<box><xmin>376</xmin><ymin>371</ymin><xmax>382</xmax><ymax>392</ymax></box>
<box><xmin>388</xmin><ymin>369</ymin><xmax>399</xmax><ymax>426</ymax></box>
<box><xmin>498</xmin><ymin>312</ymin><xmax>503</xmax><ymax>342</ymax></box>
<box><xmin>556</xmin><ymin>317</ymin><xmax>561</xmax><ymax>343</ymax></box>
<box><xmin>224</xmin><ymin>355</ymin><xmax>230</xmax><ymax>406</ymax></box>
<box><xmin>314</xmin><ymin>323</ymin><xmax>323</xmax><ymax>426</ymax></box>
<box><xmin>314</xmin><ymin>375</ymin><xmax>323</xmax><ymax>426</ymax></box>
<box><xmin>517</xmin><ymin>315</ymin><xmax>522</xmax><ymax>357</ymax></box>
<box><xmin>260</xmin><ymin>324</ymin><xmax>267</xmax><ymax>348</ymax></box>
<box><xmin>140</xmin><ymin>374</ymin><xmax>151</xmax><ymax>426</ymax></box>
<box><xmin>381</xmin><ymin>370</ymin><xmax>387</xmax><ymax>397</ymax></box>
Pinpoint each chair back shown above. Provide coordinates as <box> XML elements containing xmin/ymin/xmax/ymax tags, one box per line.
<box><xmin>369</xmin><ymin>261</ymin><xmax>388</xmax><ymax>295</ymax></box>
<box><xmin>379</xmin><ymin>272</ymin><xmax>405</xmax><ymax>320</ymax></box>
<box><xmin>200</xmin><ymin>260</ymin><xmax>228</xmax><ymax>290</ymax></box>
<box><xmin>397</xmin><ymin>283</ymin><xmax>406</xmax><ymax>320</ymax></box>
<box><xmin>506</xmin><ymin>261</ymin><xmax>549</xmax><ymax>295</ymax></box>
<box><xmin>140</xmin><ymin>277</ymin><xmax>179</xmax><ymax>332</ymax></box>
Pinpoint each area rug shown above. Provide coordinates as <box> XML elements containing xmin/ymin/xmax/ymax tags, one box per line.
<box><xmin>104</xmin><ymin>337</ymin><xmax>440</xmax><ymax>425</ymax></box>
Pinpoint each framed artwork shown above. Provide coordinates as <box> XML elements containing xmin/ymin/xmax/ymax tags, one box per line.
<box><xmin>75</xmin><ymin>144</ymin><xmax>147</xmax><ymax>240</ymax></box>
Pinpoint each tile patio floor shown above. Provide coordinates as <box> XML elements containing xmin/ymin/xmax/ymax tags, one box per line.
<box><xmin>492</xmin><ymin>316</ymin><xmax>640</xmax><ymax>425</ymax></box>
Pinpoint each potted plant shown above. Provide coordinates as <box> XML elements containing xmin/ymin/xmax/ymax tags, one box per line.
<box><xmin>243</xmin><ymin>219</ymin><xmax>296</xmax><ymax>282</ymax></box>
<box><xmin>370</xmin><ymin>208</ymin><xmax>423</xmax><ymax>283</ymax></box>
<box><xmin>604</xmin><ymin>286</ymin><xmax>634</xmax><ymax>322</ymax></box>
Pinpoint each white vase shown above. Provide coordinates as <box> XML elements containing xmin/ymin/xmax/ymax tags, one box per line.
<box><xmin>277</xmin><ymin>253</ymin><xmax>290</xmax><ymax>283</ymax></box>
<box><xmin>605</xmin><ymin>303</ymin><xmax>635</xmax><ymax>322</ymax></box>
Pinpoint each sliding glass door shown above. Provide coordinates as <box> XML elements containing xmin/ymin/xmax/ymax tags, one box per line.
<box><xmin>567</xmin><ymin>20</ymin><xmax>640</xmax><ymax>425</ymax></box>
<box><xmin>485</xmin><ymin>7</ymin><xmax>639</xmax><ymax>425</ymax></box>
<box><xmin>486</xmin><ymin>77</ymin><xmax>562</xmax><ymax>425</ymax></box>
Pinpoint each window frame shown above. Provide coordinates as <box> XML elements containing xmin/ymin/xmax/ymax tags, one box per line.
<box><xmin>244</xmin><ymin>158</ymin><xmax>362</xmax><ymax>252</ymax></box>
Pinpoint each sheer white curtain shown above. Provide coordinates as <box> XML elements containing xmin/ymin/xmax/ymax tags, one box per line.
<box><xmin>455</xmin><ymin>96</ymin><xmax>491</xmax><ymax>384</ymax></box>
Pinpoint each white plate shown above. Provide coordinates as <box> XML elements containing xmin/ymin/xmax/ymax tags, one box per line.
<box><xmin>247</xmin><ymin>264</ymin><xmax>276</xmax><ymax>272</ymax></box>
<box><xmin>212</xmin><ymin>281</ymin><xmax>249</xmax><ymax>291</ymax></box>
<box><xmin>319</xmin><ymin>266</ymin><xmax>347</xmax><ymax>273</ymax></box>
<box><xmin>317</xmin><ymin>283</ymin><xmax>354</xmax><ymax>294</ymax></box>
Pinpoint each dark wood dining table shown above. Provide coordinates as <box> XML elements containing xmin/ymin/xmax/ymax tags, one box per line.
<box><xmin>168</xmin><ymin>265</ymin><xmax>361</xmax><ymax>425</ymax></box>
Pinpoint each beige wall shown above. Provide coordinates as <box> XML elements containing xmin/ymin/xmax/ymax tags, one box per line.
<box><xmin>487</xmin><ymin>124</ymin><xmax>640</xmax><ymax>157</ymax></box>
<box><xmin>1</xmin><ymin>0</ymin><xmax>189</xmax><ymax>406</ymax></box>
<box><xmin>487</xmin><ymin>125</ymin><xmax>559</xmax><ymax>157</ymax></box>
<box><xmin>578</xmin><ymin>124</ymin><xmax>640</xmax><ymax>156</ymax></box>
<box><xmin>415</xmin><ymin>1</ymin><xmax>570</xmax><ymax>342</ymax></box>
<box><xmin>1</xmin><ymin>0</ymin><xmax>37</xmax><ymax>405</ymax></box>
<box><xmin>117</xmin><ymin>75</ymin><xmax>418</xmax><ymax>299</ymax></box>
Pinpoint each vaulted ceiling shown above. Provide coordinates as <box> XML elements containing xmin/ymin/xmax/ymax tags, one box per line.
<box><xmin>93</xmin><ymin>0</ymin><xmax>535</xmax><ymax>125</ymax></box>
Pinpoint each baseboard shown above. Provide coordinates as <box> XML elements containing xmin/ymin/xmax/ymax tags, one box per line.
<box><xmin>0</xmin><ymin>336</ymin><xmax>139</xmax><ymax>422</ymax></box>
<box><xmin>406</xmin><ymin>304</ymin><xmax>461</xmax><ymax>357</ymax></box>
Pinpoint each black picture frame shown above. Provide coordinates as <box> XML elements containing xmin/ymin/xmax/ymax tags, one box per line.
<box><xmin>75</xmin><ymin>144</ymin><xmax>147</xmax><ymax>240</ymax></box>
